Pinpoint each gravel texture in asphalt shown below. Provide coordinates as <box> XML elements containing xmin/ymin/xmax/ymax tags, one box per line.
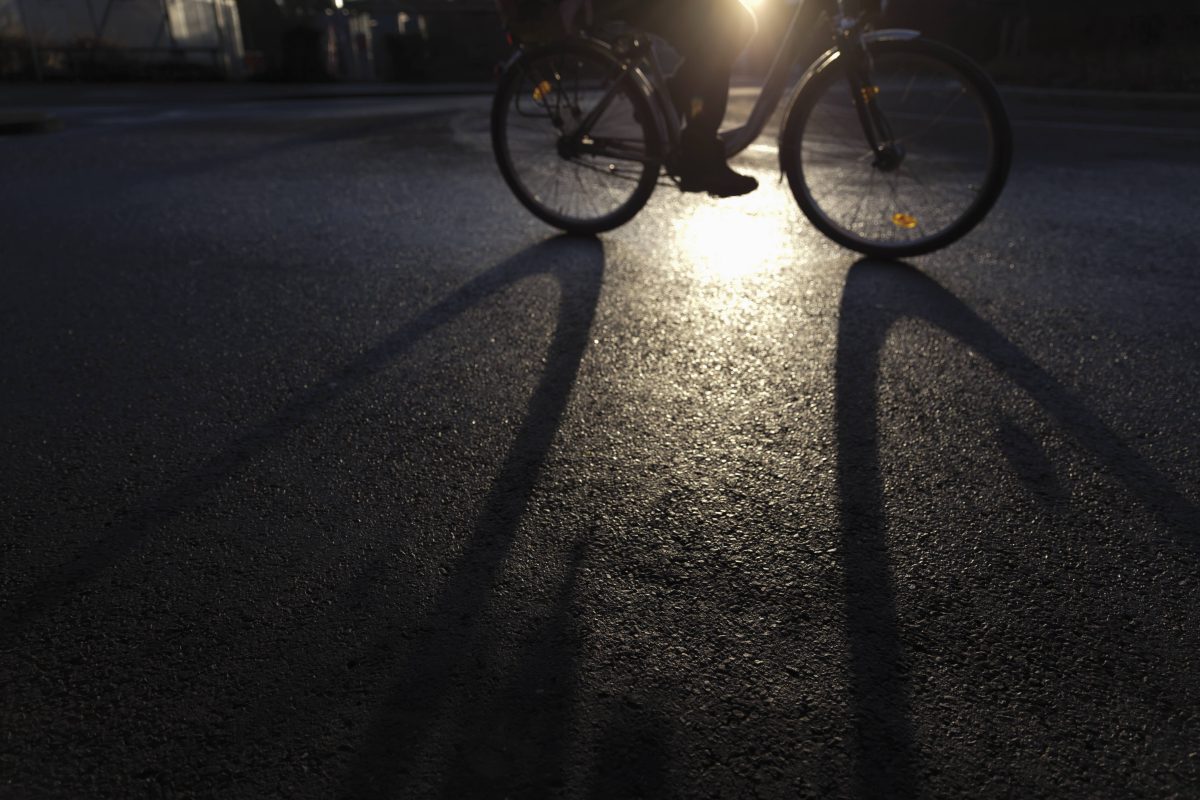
<box><xmin>1</xmin><ymin>90</ymin><xmax>1198</xmax><ymax>798</ymax></box>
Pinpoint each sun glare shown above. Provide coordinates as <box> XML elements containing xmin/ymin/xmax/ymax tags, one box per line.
<box><xmin>671</xmin><ymin>190</ymin><xmax>793</xmax><ymax>284</ymax></box>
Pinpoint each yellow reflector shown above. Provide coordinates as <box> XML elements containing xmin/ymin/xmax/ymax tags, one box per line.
<box><xmin>533</xmin><ymin>80</ymin><xmax>553</xmax><ymax>102</ymax></box>
<box><xmin>861</xmin><ymin>85</ymin><xmax>880</xmax><ymax>101</ymax></box>
<box><xmin>892</xmin><ymin>212</ymin><xmax>918</xmax><ymax>229</ymax></box>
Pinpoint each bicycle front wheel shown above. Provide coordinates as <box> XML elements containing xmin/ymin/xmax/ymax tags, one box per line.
<box><xmin>492</xmin><ymin>42</ymin><xmax>662</xmax><ymax>235</ymax></box>
<box><xmin>782</xmin><ymin>38</ymin><xmax>1012</xmax><ymax>258</ymax></box>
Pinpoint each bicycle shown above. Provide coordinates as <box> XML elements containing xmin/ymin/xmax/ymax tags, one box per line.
<box><xmin>491</xmin><ymin>0</ymin><xmax>1012</xmax><ymax>259</ymax></box>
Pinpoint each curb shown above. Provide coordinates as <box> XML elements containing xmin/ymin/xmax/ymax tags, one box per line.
<box><xmin>0</xmin><ymin>111</ymin><xmax>62</xmax><ymax>135</ymax></box>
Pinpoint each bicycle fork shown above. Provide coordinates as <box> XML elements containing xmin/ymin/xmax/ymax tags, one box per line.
<box><xmin>840</xmin><ymin>27</ymin><xmax>906</xmax><ymax>172</ymax></box>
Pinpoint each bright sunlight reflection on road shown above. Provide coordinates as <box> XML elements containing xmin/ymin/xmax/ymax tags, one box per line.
<box><xmin>670</xmin><ymin>174</ymin><xmax>801</xmax><ymax>285</ymax></box>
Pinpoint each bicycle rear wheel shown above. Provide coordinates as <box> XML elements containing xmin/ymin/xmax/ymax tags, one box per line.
<box><xmin>492</xmin><ymin>42</ymin><xmax>662</xmax><ymax>235</ymax></box>
<box><xmin>782</xmin><ymin>38</ymin><xmax>1011</xmax><ymax>258</ymax></box>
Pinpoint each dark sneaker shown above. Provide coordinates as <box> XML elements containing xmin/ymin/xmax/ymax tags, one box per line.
<box><xmin>678</xmin><ymin>162</ymin><xmax>759</xmax><ymax>197</ymax></box>
<box><xmin>676</xmin><ymin>131</ymin><xmax>758</xmax><ymax>198</ymax></box>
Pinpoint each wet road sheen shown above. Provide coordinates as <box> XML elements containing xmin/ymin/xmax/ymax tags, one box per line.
<box><xmin>1</xmin><ymin>94</ymin><xmax>1198</xmax><ymax>798</ymax></box>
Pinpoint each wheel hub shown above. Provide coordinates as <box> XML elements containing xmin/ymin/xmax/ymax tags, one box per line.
<box><xmin>872</xmin><ymin>143</ymin><xmax>906</xmax><ymax>172</ymax></box>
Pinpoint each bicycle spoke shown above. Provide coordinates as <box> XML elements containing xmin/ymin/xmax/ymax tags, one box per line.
<box><xmin>795</xmin><ymin>45</ymin><xmax>1004</xmax><ymax>252</ymax></box>
<box><xmin>892</xmin><ymin>89</ymin><xmax>969</xmax><ymax>146</ymax></box>
<box><xmin>497</xmin><ymin>46</ymin><xmax>656</xmax><ymax>230</ymax></box>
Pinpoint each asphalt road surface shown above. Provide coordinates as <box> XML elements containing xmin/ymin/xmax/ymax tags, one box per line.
<box><xmin>2</xmin><ymin>87</ymin><xmax>1198</xmax><ymax>798</ymax></box>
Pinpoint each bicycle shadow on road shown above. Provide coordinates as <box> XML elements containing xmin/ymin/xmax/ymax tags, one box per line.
<box><xmin>337</xmin><ymin>237</ymin><xmax>673</xmax><ymax>796</ymax></box>
<box><xmin>338</xmin><ymin>231</ymin><xmax>603</xmax><ymax>798</ymax></box>
<box><xmin>0</xmin><ymin>235</ymin><xmax>604</xmax><ymax>643</ymax></box>
<box><xmin>5</xmin><ymin>231</ymin><xmax>671</xmax><ymax>796</ymax></box>
<box><xmin>834</xmin><ymin>258</ymin><xmax>1199</xmax><ymax>797</ymax></box>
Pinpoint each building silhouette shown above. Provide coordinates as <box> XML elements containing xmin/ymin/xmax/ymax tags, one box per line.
<box><xmin>0</xmin><ymin>0</ymin><xmax>243</xmax><ymax>79</ymax></box>
<box><xmin>2</xmin><ymin>0</ymin><xmax>1197</xmax><ymax>89</ymax></box>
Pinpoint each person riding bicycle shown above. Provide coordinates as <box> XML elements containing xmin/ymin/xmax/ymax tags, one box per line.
<box><xmin>561</xmin><ymin>0</ymin><xmax>760</xmax><ymax>198</ymax></box>
<box><xmin>496</xmin><ymin>0</ymin><xmax>1009</xmax><ymax>253</ymax></box>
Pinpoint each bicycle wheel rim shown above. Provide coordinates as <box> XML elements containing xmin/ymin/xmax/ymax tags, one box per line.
<box><xmin>495</xmin><ymin>47</ymin><xmax>658</xmax><ymax>232</ymax></box>
<box><xmin>794</xmin><ymin>44</ymin><xmax>1007</xmax><ymax>255</ymax></box>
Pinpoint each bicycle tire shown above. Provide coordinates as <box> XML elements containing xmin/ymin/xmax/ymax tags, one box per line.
<box><xmin>780</xmin><ymin>38</ymin><xmax>1012</xmax><ymax>259</ymax></box>
<box><xmin>492</xmin><ymin>41</ymin><xmax>662</xmax><ymax>235</ymax></box>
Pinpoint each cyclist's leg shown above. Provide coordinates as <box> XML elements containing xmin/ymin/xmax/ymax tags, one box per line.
<box><xmin>596</xmin><ymin>0</ymin><xmax>755</xmax><ymax>135</ymax></box>
<box><xmin>597</xmin><ymin>0</ymin><xmax>757</xmax><ymax>195</ymax></box>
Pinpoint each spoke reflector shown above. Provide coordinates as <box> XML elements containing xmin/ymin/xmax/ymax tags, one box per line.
<box><xmin>892</xmin><ymin>212</ymin><xmax>918</xmax><ymax>229</ymax></box>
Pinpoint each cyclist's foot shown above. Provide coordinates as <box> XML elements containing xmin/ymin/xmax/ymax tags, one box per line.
<box><xmin>679</xmin><ymin>162</ymin><xmax>758</xmax><ymax>198</ymax></box>
<box><xmin>677</xmin><ymin>134</ymin><xmax>758</xmax><ymax>198</ymax></box>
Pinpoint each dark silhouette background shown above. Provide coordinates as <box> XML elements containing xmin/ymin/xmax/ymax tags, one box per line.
<box><xmin>3</xmin><ymin>0</ymin><xmax>1197</xmax><ymax>89</ymax></box>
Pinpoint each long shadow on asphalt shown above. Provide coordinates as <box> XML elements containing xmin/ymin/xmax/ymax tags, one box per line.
<box><xmin>4</xmin><ymin>232</ymin><xmax>671</xmax><ymax>796</ymax></box>
<box><xmin>340</xmin><ymin>232</ymin><xmax>600</xmax><ymax>797</ymax></box>
<box><xmin>835</xmin><ymin>258</ymin><xmax>1198</xmax><ymax>798</ymax></box>
<box><xmin>0</xmin><ymin>236</ymin><xmax>604</xmax><ymax>645</ymax></box>
<box><xmin>339</xmin><ymin>236</ymin><xmax>670</xmax><ymax>797</ymax></box>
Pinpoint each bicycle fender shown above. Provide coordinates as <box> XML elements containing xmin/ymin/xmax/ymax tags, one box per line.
<box><xmin>777</xmin><ymin>46</ymin><xmax>840</xmax><ymax>177</ymax></box>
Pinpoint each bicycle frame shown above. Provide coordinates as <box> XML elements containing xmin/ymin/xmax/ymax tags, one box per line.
<box><xmin>720</xmin><ymin>1</ymin><xmax>922</xmax><ymax>160</ymax></box>
<box><xmin>525</xmin><ymin>0</ymin><xmax>922</xmax><ymax>175</ymax></box>
<box><xmin>720</xmin><ymin>0</ymin><xmax>829</xmax><ymax>157</ymax></box>
<box><xmin>494</xmin><ymin>2</ymin><xmax>1011</xmax><ymax>251</ymax></box>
